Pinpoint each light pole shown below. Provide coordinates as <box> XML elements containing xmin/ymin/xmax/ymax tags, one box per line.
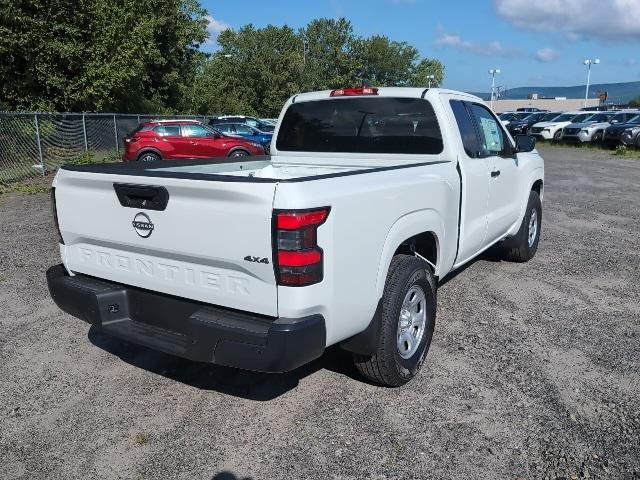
<box><xmin>488</xmin><ymin>69</ymin><xmax>501</xmax><ymax>110</ymax></box>
<box><xmin>426</xmin><ymin>74</ymin><xmax>435</xmax><ymax>88</ymax></box>
<box><xmin>583</xmin><ymin>58</ymin><xmax>600</xmax><ymax>107</ymax></box>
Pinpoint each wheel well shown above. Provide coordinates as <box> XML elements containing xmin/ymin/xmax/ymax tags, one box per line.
<box><xmin>137</xmin><ymin>149</ymin><xmax>161</xmax><ymax>160</ymax></box>
<box><xmin>393</xmin><ymin>232</ymin><xmax>438</xmax><ymax>272</ymax></box>
<box><xmin>228</xmin><ymin>146</ymin><xmax>250</xmax><ymax>155</ymax></box>
<box><xmin>532</xmin><ymin>179</ymin><xmax>543</xmax><ymax>199</ymax></box>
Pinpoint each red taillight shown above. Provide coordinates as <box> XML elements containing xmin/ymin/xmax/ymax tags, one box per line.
<box><xmin>273</xmin><ymin>207</ymin><xmax>330</xmax><ymax>287</ymax></box>
<box><xmin>278</xmin><ymin>250</ymin><xmax>322</xmax><ymax>266</ymax></box>
<box><xmin>329</xmin><ymin>87</ymin><xmax>379</xmax><ymax>97</ymax></box>
<box><xmin>277</xmin><ymin>209</ymin><xmax>329</xmax><ymax>229</ymax></box>
<box><xmin>125</xmin><ymin>136</ymin><xmax>139</xmax><ymax>143</ymax></box>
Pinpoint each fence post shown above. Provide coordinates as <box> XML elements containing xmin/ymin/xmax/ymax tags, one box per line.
<box><xmin>82</xmin><ymin>114</ymin><xmax>88</xmax><ymax>151</ymax></box>
<box><xmin>34</xmin><ymin>114</ymin><xmax>45</xmax><ymax>176</ymax></box>
<box><xmin>113</xmin><ymin>114</ymin><xmax>119</xmax><ymax>153</ymax></box>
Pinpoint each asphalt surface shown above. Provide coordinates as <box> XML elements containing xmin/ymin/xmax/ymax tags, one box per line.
<box><xmin>1</xmin><ymin>145</ymin><xmax>639</xmax><ymax>479</ymax></box>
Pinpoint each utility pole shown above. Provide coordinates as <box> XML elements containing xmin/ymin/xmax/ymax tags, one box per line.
<box><xmin>488</xmin><ymin>69</ymin><xmax>501</xmax><ymax>110</ymax></box>
<box><xmin>583</xmin><ymin>58</ymin><xmax>600</xmax><ymax>108</ymax></box>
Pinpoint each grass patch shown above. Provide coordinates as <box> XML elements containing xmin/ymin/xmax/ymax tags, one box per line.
<box><xmin>134</xmin><ymin>432</ymin><xmax>150</xmax><ymax>445</ymax></box>
<box><xmin>0</xmin><ymin>183</ymin><xmax>50</xmax><ymax>195</ymax></box>
<box><xmin>538</xmin><ymin>140</ymin><xmax>640</xmax><ymax>159</ymax></box>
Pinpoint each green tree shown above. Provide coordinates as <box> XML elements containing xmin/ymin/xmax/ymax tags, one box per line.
<box><xmin>0</xmin><ymin>0</ymin><xmax>208</xmax><ymax>112</ymax></box>
<box><xmin>410</xmin><ymin>58</ymin><xmax>445</xmax><ymax>88</ymax></box>
<box><xmin>300</xmin><ymin>18</ymin><xmax>360</xmax><ymax>91</ymax></box>
<box><xmin>629</xmin><ymin>96</ymin><xmax>640</xmax><ymax>108</ymax></box>
<box><xmin>189</xmin><ymin>17</ymin><xmax>446</xmax><ymax>116</ymax></box>
<box><xmin>353</xmin><ymin>35</ymin><xmax>418</xmax><ymax>86</ymax></box>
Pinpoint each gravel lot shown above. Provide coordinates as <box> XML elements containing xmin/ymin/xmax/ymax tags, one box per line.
<box><xmin>1</xmin><ymin>145</ymin><xmax>639</xmax><ymax>480</ymax></box>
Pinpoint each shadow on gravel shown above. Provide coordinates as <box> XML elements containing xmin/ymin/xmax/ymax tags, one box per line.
<box><xmin>211</xmin><ymin>471</ymin><xmax>253</xmax><ymax>480</ymax></box>
<box><xmin>88</xmin><ymin>328</ymin><xmax>360</xmax><ymax>401</ymax></box>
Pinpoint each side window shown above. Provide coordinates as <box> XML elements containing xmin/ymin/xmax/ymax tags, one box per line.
<box><xmin>468</xmin><ymin>103</ymin><xmax>512</xmax><ymax>157</ymax></box>
<box><xmin>154</xmin><ymin>125</ymin><xmax>180</xmax><ymax>137</ymax></box>
<box><xmin>450</xmin><ymin>99</ymin><xmax>480</xmax><ymax>158</ymax></box>
<box><xmin>216</xmin><ymin>124</ymin><xmax>232</xmax><ymax>133</ymax></box>
<box><xmin>182</xmin><ymin>124</ymin><xmax>215</xmax><ymax>137</ymax></box>
<box><xmin>235</xmin><ymin>125</ymin><xmax>253</xmax><ymax>135</ymax></box>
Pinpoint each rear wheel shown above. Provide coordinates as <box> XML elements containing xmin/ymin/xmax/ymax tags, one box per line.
<box><xmin>353</xmin><ymin>255</ymin><xmax>436</xmax><ymax>387</ymax></box>
<box><xmin>138</xmin><ymin>151</ymin><xmax>161</xmax><ymax>162</ymax></box>
<box><xmin>500</xmin><ymin>190</ymin><xmax>542</xmax><ymax>262</ymax></box>
<box><xmin>229</xmin><ymin>148</ymin><xmax>250</xmax><ymax>158</ymax></box>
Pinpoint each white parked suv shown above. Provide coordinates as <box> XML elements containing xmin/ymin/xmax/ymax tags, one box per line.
<box><xmin>562</xmin><ymin>111</ymin><xmax>617</xmax><ymax>142</ymax></box>
<box><xmin>529</xmin><ymin>111</ymin><xmax>592</xmax><ymax>141</ymax></box>
<box><xmin>47</xmin><ymin>87</ymin><xmax>544</xmax><ymax>386</ymax></box>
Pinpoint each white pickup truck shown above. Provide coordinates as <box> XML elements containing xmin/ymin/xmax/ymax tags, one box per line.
<box><xmin>47</xmin><ymin>87</ymin><xmax>544</xmax><ymax>386</ymax></box>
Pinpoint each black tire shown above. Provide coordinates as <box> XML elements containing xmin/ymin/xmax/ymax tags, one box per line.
<box><xmin>229</xmin><ymin>148</ymin><xmax>250</xmax><ymax>158</ymax></box>
<box><xmin>138</xmin><ymin>151</ymin><xmax>161</xmax><ymax>162</ymax></box>
<box><xmin>592</xmin><ymin>131</ymin><xmax>603</xmax><ymax>143</ymax></box>
<box><xmin>265</xmin><ymin>142</ymin><xmax>271</xmax><ymax>155</ymax></box>
<box><xmin>501</xmin><ymin>190</ymin><xmax>542</xmax><ymax>262</ymax></box>
<box><xmin>353</xmin><ymin>255</ymin><xmax>436</xmax><ymax>387</ymax></box>
<box><xmin>552</xmin><ymin>130</ymin><xmax>562</xmax><ymax>142</ymax></box>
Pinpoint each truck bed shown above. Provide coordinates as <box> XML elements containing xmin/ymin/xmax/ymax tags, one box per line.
<box><xmin>61</xmin><ymin>158</ymin><xmax>376</xmax><ymax>182</ymax></box>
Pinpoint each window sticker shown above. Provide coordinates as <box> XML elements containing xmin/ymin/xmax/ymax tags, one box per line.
<box><xmin>479</xmin><ymin>117</ymin><xmax>502</xmax><ymax>152</ymax></box>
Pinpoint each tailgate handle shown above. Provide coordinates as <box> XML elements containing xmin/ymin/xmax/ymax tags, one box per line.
<box><xmin>113</xmin><ymin>183</ymin><xmax>169</xmax><ymax>211</ymax></box>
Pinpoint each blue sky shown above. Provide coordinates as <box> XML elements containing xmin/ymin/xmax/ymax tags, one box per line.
<box><xmin>201</xmin><ymin>0</ymin><xmax>640</xmax><ymax>92</ymax></box>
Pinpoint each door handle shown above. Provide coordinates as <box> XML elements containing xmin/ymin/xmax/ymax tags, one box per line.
<box><xmin>491</xmin><ymin>170</ymin><xmax>501</xmax><ymax>177</ymax></box>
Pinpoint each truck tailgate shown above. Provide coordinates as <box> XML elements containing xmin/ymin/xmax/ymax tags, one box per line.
<box><xmin>54</xmin><ymin>170</ymin><xmax>278</xmax><ymax>317</ymax></box>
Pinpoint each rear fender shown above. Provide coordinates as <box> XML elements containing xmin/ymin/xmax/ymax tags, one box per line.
<box><xmin>375</xmin><ymin>209</ymin><xmax>444</xmax><ymax>299</ymax></box>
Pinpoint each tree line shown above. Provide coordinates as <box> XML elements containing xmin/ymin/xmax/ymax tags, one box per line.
<box><xmin>0</xmin><ymin>1</ymin><xmax>444</xmax><ymax>116</ymax></box>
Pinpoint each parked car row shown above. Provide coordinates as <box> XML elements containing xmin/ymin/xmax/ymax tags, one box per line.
<box><xmin>123</xmin><ymin>117</ymin><xmax>275</xmax><ymax>162</ymax></box>
<box><xmin>501</xmin><ymin>109</ymin><xmax>640</xmax><ymax>148</ymax></box>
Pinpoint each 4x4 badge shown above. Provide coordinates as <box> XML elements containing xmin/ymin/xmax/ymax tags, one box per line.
<box><xmin>244</xmin><ymin>255</ymin><xmax>269</xmax><ymax>264</ymax></box>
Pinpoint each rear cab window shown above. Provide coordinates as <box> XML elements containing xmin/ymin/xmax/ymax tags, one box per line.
<box><xmin>450</xmin><ymin>100</ymin><xmax>480</xmax><ymax>158</ymax></box>
<box><xmin>276</xmin><ymin>97</ymin><xmax>443</xmax><ymax>154</ymax></box>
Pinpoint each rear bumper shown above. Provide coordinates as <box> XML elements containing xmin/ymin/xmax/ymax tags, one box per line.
<box><xmin>46</xmin><ymin>265</ymin><xmax>325</xmax><ymax>372</ymax></box>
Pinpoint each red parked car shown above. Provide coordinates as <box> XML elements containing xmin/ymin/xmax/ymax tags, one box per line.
<box><xmin>123</xmin><ymin>120</ymin><xmax>265</xmax><ymax>162</ymax></box>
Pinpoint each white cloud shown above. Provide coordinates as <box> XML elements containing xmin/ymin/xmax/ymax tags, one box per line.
<box><xmin>494</xmin><ymin>0</ymin><xmax>640</xmax><ymax>42</ymax></box>
<box><xmin>534</xmin><ymin>48</ymin><xmax>559</xmax><ymax>63</ymax></box>
<box><xmin>205</xmin><ymin>15</ymin><xmax>230</xmax><ymax>46</ymax></box>
<box><xmin>435</xmin><ymin>32</ymin><xmax>520</xmax><ymax>57</ymax></box>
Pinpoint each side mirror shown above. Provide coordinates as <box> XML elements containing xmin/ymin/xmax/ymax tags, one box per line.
<box><xmin>515</xmin><ymin>134</ymin><xmax>536</xmax><ymax>153</ymax></box>
<box><xmin>610</xmin><ymin>120</ymin><xmax>619</xmax><ymax>124</ymax></box>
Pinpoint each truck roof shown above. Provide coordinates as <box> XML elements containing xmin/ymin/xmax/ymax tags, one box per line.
<box><xmin>291</xmin><ymin>87</ymin><xmax>482</xmax><ymax>103</ymax></box>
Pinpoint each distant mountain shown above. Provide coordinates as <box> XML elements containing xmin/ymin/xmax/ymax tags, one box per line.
<box><xmin>471</xmin><ymin>81</ymin><xmax>640</xmax><ymax>103</ymax></box>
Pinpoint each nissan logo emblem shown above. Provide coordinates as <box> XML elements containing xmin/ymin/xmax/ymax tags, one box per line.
<box><xmin>132</xmin><ymin>212</ymin><xmax>154</xmax><ymax>238</ymax></box>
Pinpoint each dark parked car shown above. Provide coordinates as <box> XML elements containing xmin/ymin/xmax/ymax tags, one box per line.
<box><xmin>213</xmin><ymin>123</ymin><xmax>273</xmax><ymax>154</ymax></box>
<box><xmin>517</xmin><ymin>107</ymin><xmax>547</xmax><ymax>112</ymax></box>
<box><xmin>603</xmin><ymin>114</ymin><xmax>640</xmax><ymax>148</ymax></box>
<box><xmin>123</xmin><ymin>120</ymin><xmax>265</xmax><ymax>162</ymax></box>
<box><xmin>507</xmin><ymin>112</ymin><xmax>560</xmax><ymax>136</ymax></box>
<box><xmin>621</xmin><ymin>123</ymin><xmax>640</xmax><ymax>148</ymax></box>
<box><xmin>209</xmin><ymin>116</ymin><xmax>275</xmax><ymax>133</ymax></box>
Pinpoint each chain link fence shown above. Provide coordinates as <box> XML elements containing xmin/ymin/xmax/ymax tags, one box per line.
<box><xmin>0</xmin><ymin>112</ymin><xmax>212</xmax><ymax>184</ymax></box>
